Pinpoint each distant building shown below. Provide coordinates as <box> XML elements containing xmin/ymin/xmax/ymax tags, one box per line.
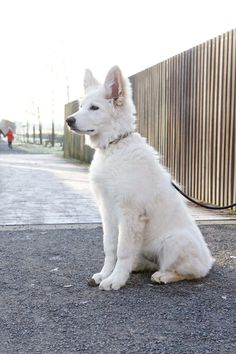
<box><xmin>0</xmin><ymin>119</ymin><xmax>16</xmax><ymax>134</ymax></box>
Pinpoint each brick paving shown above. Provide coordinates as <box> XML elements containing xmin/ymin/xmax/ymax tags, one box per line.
<box><xmin>0</xmin><ymin>142</ymin><xmax>100</xmax><ymax>225</ymax></box>
<box><xmin>0</xmin><ymin>141</ymin><xmax>234</xmax><ymax>226</ymax></box>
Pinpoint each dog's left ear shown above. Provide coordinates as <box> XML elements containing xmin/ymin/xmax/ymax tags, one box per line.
<box><xmin>104</xmin><ymin>66</ymin><xmax>126</xmax><ymax>105</ymax></box>
<box><xmin>84</xmin><ymin>69</ymin><xmax>100</xmax><ymax>94</ymax></box>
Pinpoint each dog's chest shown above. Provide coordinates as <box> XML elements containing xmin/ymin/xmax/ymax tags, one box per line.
<box><xmin>89</xmin><ymin>151</ymin><xmax>117</xmax><ymax>189</ymax></box>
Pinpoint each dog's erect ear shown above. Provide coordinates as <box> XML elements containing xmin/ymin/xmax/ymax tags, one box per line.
<box><xmin>104</xmin><ymin>66</ymin><xmax>126</xmax><ymax>105</ymax></box>
<box><xmin>84</xmin><ymin>69</ymin><xmax>100</xmax><ymax>94</ymax></box>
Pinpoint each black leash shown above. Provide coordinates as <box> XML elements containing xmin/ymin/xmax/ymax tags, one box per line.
<box><xmin>171</xmin><ymin>181</ymin><xmax>236</xmax><ymax>210</ymax></box>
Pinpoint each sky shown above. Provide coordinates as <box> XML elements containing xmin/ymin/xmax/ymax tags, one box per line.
<box><xmin>0</xmin><ymin>0</ymin><xmax>235</xmax><ymax>128</ymax></box>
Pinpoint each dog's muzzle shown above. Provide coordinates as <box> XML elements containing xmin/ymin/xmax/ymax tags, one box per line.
<box><xmin>66</xmin><ymin>116</ymin><xmax>76</xmax><ymax>128</ymax></box>
<box><xmin>66</xmin><ymin>116</ymin><xmax>95</xmax><ymax>134</ymax></box>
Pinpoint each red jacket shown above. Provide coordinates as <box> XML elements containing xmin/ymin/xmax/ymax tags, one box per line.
<box><xmin>5</xmin><ymin>130</ymin><xmax>14</xmax><ymax>142</ymax></box>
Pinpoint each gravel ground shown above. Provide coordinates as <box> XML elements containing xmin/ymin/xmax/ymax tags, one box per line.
<box><xmin>0</xmin><ymin>224</ymin><xmax>235</xmax><ymax>354</ymax></box>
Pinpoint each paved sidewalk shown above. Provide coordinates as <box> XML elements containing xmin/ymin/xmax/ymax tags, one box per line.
<box><xmin>0</xmin><ymin>141</ymin><xmax>235</xmax><ymax>226</ymax></box>
<box><xmin>0</xmin><ymin>142</ymin><xmax>100</xmax><ymax>225</ymax></box>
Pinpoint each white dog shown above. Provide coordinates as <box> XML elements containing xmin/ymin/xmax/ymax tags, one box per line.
<box><xmin>66</xmin><ymin>66</ymin><xmax>214</xmax><ymax>291</ymax></box>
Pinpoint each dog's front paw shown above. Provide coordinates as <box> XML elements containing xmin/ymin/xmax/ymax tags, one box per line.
<box><xmin>91</xmin><ymin>272</ymin><xmax>107</xmax><ymax>285</ymax></box>
<box><xmin>99</xmin><ymin>277</ymin><xmax>122</xmax><ymax>291</ymax></box>
<box><xmin>99</xmin><ymin>273</ymin><xmax>128</xmax><ymax>291</ymax></box>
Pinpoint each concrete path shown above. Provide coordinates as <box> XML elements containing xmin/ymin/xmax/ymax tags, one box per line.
<box><xmin>0</xmin><ymin>140</ymin><xmax>235</xmax><ymax>226</ymax></box>
<box><xmin>0</xmin><ymin>142</ymin><xmax>100</xmax><ymax>225</ymax></box>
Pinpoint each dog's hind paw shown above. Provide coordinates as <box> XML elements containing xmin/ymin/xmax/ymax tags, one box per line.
<box><xmin>151</xmin><ymin>271</ymin><xmax>187</xmax><ymax>284</ymax></box>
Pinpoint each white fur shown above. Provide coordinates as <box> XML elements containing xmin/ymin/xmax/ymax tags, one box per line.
<box><xmin>67</xmin><ymin>66</ymin><xmax>214</xmax><ymax>291</ymax></box>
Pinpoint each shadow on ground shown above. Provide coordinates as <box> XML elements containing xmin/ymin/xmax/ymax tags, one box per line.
<box><xmin>0</xmin><ymin>224</ymin><xmax>235</xmax><ymax>353</ymax></box>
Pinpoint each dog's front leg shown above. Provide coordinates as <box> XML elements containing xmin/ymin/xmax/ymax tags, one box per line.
<box><xmin>99</xmin><ymin>211</ymin><xmax>144</xmax><ymax>291</ymax></box>
<box><xmin>92</xmin><ymin>207</ymin><xmax>118</xmax><ymax>285</ymax></box>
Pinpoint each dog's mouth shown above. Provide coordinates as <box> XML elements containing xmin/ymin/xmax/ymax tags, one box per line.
<box><xmin>68</xmin><ymin>126</ymin><xmax>95</xmax><ymax>134</ymax></box>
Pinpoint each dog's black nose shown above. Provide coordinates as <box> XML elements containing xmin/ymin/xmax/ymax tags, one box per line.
<box><xmin>66</xmin><ymin>116</ymin><xmax>76</xmax><ymax>126</ymax></box>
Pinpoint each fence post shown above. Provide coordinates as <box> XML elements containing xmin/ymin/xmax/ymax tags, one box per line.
<box><xmin>64</xmin><ymin>100</ymin><xmax>79</xmax><ymax>159</ymax></box>
<box><xmin>33</xmin><ymin>125</ymin><xmax>35</xmax><ymax>143</ymax></box>
<box><xmin>51</xmin><ymin>120</ymin><xmax>55</xmax><ymax>147</ymax></box>
<box><xmin>64</xmin><ymin>100</ymin><xmax>95</xmax><ymax>163</ymax></box>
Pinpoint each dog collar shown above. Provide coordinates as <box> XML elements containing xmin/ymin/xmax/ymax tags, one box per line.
<box><xmin>109</xmin><ymin>131</ymin><xmax>133</xmax><ymax>146</ymax></box>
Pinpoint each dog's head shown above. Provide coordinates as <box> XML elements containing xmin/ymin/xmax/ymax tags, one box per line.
<box><xmin>66</xmin><ymin>66</ymin><xmax>136</xmax><ymax>149</ymax></box>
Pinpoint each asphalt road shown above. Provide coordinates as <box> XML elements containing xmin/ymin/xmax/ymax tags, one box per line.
<box><xmin>0</xmin><ymin>224</ymin><xmax>235</xmax><ymax>354</ymax></box>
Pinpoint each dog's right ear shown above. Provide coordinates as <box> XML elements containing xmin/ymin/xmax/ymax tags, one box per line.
<box><xmin>84</xmin><ymin>69</ymin><xmax>99</xmax><ymax>94</ymax></box>
<box><xmin>104</xmin><ymin>66</ymin><xmax>126</xmax><ymax>106</ymax></box>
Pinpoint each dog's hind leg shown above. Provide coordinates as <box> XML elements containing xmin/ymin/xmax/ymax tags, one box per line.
<box><xmin>99</xmin><ymin>209</ymin><xmax>145</xmax><ymax>291</ymax></box>
<box><xmin>150</xmin><ymin>230</ymin><xmax>213</xmax><ymax>285</ymax></box>
<box><xmin>132</xmin><ymin>256</ymin><xmax>158</xmax><ymax>273</ymax></box>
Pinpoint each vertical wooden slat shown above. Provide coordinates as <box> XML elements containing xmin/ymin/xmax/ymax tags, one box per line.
<box><xmin>225</xmin><ymin>30</ymin><xmax>232</xmax><ymax>206</ymax></box>
<box><xmin>202</xmin><ymin>42</ymin><xmax>207</xmax><ymax>202</ymax></box>
<box><xmin>216</xmin><ymin>34</ymin><xmax>223</xmax><ymax>206</ymax></box>
<box><xmin>201</xmin><ymin>43</ymin><xmax>207</xmax><ymax>201</ymax></box>
<box><xmin>188</xmin><ymin>47</ymin><xmax>194</xmax><ymax>197</ymax></box>
<box><xmin>230</xmin><ymin>29</ymin><xmax>236</xmax><ymax>207</ymax></box>
<box><xmin>198</xmin><ymin>43</ymin><xmax>204</xmax><ymax>201</ymax></box>
<box><xmin>212</xmin><ymin>35</ymin><xmax>219</xmax><ymax>205</ymax></box>
<box><xmin>193</xmin><ymin>46</ymin><xmax>198</xmax><ymax>198</ymax></box>
<box><xmin>184</xmin><ymin>50</ymin><xmax>191</xmax><ymax>195</ymax></box>
<box><xmin>209</xmin><ymin>37</ymin><xmax>215</xmax><ymax>204</ymax></box>
<box><xmin>221</xmin><ymin>32</ymin><xmax>228</xmax><ymax>207</ymax></box>
<box><xmin>206</xmin><ymin>39</ymin><xmax>212</xmax><ymax>204</ymax></box>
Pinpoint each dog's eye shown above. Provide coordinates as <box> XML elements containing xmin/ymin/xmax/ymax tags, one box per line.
<box><xmin>90</xmin><ymin>105</ymin><xmax>99</xmax><ymax>111</ymax></box>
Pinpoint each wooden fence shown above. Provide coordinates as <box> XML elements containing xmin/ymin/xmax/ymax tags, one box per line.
<box><xmin>129</xmin><ymin>28</ymin><xmax>236</xmax><ymax>208</ymax></box>
<box><xmin>64</xmin><ymin>28</ymin><xmax>236</xmax><ymax>207</ymax></box>
<box><xmin>64</xmin><ymin>100</ymin><xmax>94</xmax><ymax>162</ymax></box>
